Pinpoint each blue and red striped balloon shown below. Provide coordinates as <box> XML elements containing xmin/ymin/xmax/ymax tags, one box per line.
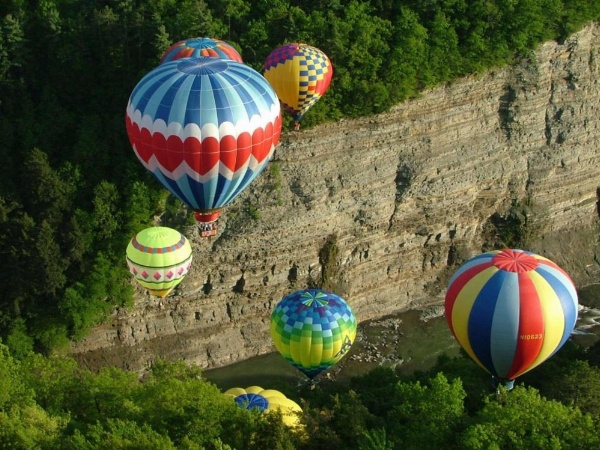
<box><xmin>125</xmin><ymin>57</ymin><xmax>282</xmax><ymax>224</ymax></box>
<box><xmin>160</xmin><ymin>37</ymin><xmax>243</xmax><ymax>64</ymax></box>
<box><xmin>445</xmin><ymin>249</ymin><xmax>578</xmax><ymax>383</ymax></box>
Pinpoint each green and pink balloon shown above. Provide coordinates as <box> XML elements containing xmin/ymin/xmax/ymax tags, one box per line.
<box><xmin>126</xmin><ymin>227</ymin><xmax>193</xmax><ymax>298</ymax></box>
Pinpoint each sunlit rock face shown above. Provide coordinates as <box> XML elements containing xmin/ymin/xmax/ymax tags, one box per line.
<box><xmin>71</xmin><ymin>24</ymin><xmax>600</xmax><ymax>374</ymax></box>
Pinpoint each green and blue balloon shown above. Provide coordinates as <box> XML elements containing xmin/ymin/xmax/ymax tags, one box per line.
<box><xmin>270</xmin><ymin>289</ymin><xmax>357</xmax><ymax>379</ymax></box>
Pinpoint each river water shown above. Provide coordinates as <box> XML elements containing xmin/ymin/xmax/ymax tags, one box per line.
<box><xmin>204</xmin><ymin>286</ymin><xmax>600</xmax><ymax>391</ymax></box>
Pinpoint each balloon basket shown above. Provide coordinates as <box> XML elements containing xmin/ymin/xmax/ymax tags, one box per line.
<box><xmin>492</xmin><ymin>376</ymin><xmax>515</xmax><ymax>391</ymax></box>
<box><xmin>198</xmin><ymin>222</ymin><xmax>218</xmax><ymax>238</ymax></box>
<box><xmin>194</xmin><ymin>211</ymin><xmax>219</xmax><ymax>237</ymax></box>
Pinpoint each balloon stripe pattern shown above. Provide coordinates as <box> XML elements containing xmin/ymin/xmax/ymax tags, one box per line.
<box><xmin>126</xmin><ymin>57</ymin><xmax>281</xmax><ymax>216</ymax></box>
<box><xmin>445</xmin><ymin>249</ymin><xmax>578</xmax><ymax>381</ymax></box>
<box><xmin>270</xmin><ymin>289</ymin><xmax>356</xmax><ymax>379</ymax></box>
<box><xmin>160</xmin><ymin>37</ymin><xmax>243</xmax><ymax>64</ymax></box>
<box><xmin>263</xmin><ymin>43</ymin><xmax>332</xmax><ymax>121</ymax></box>
<box><xmin>126</xmin><ymin>227</ymin><xmax>193</xmax><ymax>298</ymax></box>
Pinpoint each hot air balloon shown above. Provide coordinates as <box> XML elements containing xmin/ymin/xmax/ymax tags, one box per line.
<box><xmin>263</xmin><ymin>43</ymin><xmax>332</xmax><ymax>129</ymax></box>
<box><xmin>445</xmin><ymin>248</ymin><xmax>578</xmax><ymax>389</ymax></box>
<box><xmin>270</xmin><ymin>289</ymin><xmax>357</xmax><ymax>380</ymax></box>
<box><xmin>125</xmin><ymin>57</ymin><xmax>282</xmax><ymax>236</ymax></box>
<box><xmin>224</xmin><ymin>386</ymin><xmax>303</xmax><ymax>428</ymax></box>
<box><xmin>126</xmin><ymin>226</ymin><xmax>193</xmax><ymax>298</ymax></box>
<box><xmin>160</xmin><ymin>37</ymin><xmax>243</xmax><ymax>64</ymax></box>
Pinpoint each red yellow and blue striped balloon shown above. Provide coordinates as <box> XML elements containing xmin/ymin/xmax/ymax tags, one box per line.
<box><xmin>125</xmin><ymin>57</ymin><xmax>282</xmax><ymax>224</ymax></box>
<box><xmin>263</xmin><ymin>43</ymin><xmax>332</xmax><ymax>122</ymax></box>
<box><xmin>160</xmin><ymin>37</ymin><xmax>243</xmax><ymax>64</ymax></box>
<box><xmin>270</xmin><ymin>289</ymin><xmax>356</xmax><ymax>380</ymax></box>
<box><xmin>445</xmin><ymin>249</ymin><xmax>578</xmax><ymax>384</ymax></box>
<box><xmin>126</xmin><ymin>227</ymin><xmax>193</xmax><ymax>298</ymax></box>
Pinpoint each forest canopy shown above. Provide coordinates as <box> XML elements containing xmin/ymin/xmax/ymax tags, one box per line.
<box><xmin>0</xmin><ymin>0</ymin><xmax>599</xmax><ymax>353</ymax></box>
<box><xmin>1</xmin><ymin>339</ymin><xmax>600</xmax><ymax>448</ymax></box>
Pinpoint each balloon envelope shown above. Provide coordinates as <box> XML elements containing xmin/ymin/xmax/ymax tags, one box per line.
<box><xmin>263</xmin><ymin>43</ymin><xmax>332</xmax><ymax>122</ymax></box>
<box><xmin>125</xmin><ymin>57</ymin><xmax>282</xmax><ymax>222</ymax></box>
<box><xmin>126</xmin><ymin>226</ymin><xmax>193</xmax><ymax>298</ymax></box>
<box><xmin>270</xmin><ymin>289</ymin><xmax>356</xmax><ymax>379</ymax></box>
<box><xmin>224</xmin><ymin>386</ymin><xmax>302</xmax><ymax>427</ymax></box>
<box><xmin>160</xmin><ymin>37</ymin><xmax>243</xmax><ymax>64</ymax></box>
<box><xmin>445</xmin><ymin>249</ymin><xmax>578</xmax><ymax>382</ymax></box>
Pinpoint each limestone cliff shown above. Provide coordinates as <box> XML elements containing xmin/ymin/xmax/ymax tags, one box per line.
<box><xmin>71</xmin><ymin>24</ymin><xmax>600</xmax><ymax>373</ymax></box>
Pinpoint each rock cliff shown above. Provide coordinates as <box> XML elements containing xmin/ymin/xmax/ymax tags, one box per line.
<box><xmin>71</xmin><ymin>24</ymin><xmax>600</xmax><ymax>373</ymax></box>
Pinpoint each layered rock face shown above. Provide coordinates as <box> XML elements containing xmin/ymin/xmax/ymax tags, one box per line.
<box><xmin>71</xmin><ymin>24</ymin><xmax>600</xmax><ymax>373</ymax></box>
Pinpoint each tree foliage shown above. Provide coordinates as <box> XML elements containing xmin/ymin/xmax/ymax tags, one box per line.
<box><xmin>0</xmin><ymin>341</ymin><xmax>598</xmax><ymax>448</ymax></box>
<box><xmin>0</xmin><ymin>0</ymin><xmax>599</xmax><ymax>354</ymax></box>
<box><xmin>458</xmin><ymin>386</ymin><xmax>600</xmax><ymax>449</ymax></box>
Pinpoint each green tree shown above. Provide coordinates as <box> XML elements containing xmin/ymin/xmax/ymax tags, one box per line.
<box><xmin>459</xmin><ymin>386</ymin><xmax>600</xmax><ymax>449</ymax></box>
<box><xmin>122</xmin><ymin>180</ymin><xmax>156</xmax><ymax>238</ymax></box>
<box><xmin>418</xmin><ymin>352</ymin><xmax>491</xmax><ymax>414</ymax></box>
<box><xmin>326</xmin><ymin>1</ymin><xmax>392</xmax><ymax>116</ymax></box>
<box><xmin>206</xmin><ymin>0</ymin><xmax>251</xmax><ymax>41</ymax></box>
<box><xmin>63</xmin><ymin>419</ymin><xmax>176</xmax><ymax>450</ymax></box>
<box><xmin>560</xmin><ymin>0</ymin><xmax>600</xmax><ymax>38</ymax></box>
<box><xmin>358</xmin><ymin>427</ymin><xmax>394</xmax><ymax>450</ymax></box>
<box><xmin>5</xmin><ymin>318</ymin><xmax>34</xmax><ymax>359</ymax></box>
<box><xmin>387</xmin><ymin>373</ymin><xmax>465</xmax><ymax>449</ymax></box>
<box><xmin>0</xmin><ymin>343</ymin><xmax>33</xmax><ymax>409</ymax></box>
<box><xmin>0</xmin><ymin>172</ymin><xmax>38</xmax><ymax>323</ymax></box>
<box><xmin>92</xmin><ymin>181</ymin><xmax>122</xmax><ymax>243</ymax></box>
<box><xmin>245</xmin><ymin>409</ymin><xmax>299</xmax><ymax>450</ymax></box>
<box><xmin>34</xmin><ymin>219</ymin><xmax>68</xmax><ymax>297</ymax></box>
<box><xmin>350</xmin><ymin>367</ymin><xmax>400</xmax><ymax>417</ymax></box>
<box><xmin>133</xmin><ymin>360</ymin><xmax>240</xmax><ymax>446</ymax></box>
<box><xmin>58</xmin><ymin>366</ymin><xmax>142</xmax><ymax>425</ymax></box>
<box><xmin>328</xmin><ymin>391</ymin><xmax>378</xmax><ymax>446</ymax></box>
<box><xmin>21</xmin><ymin>148</ymin><xmax>75</xmax><ymax>226</ymax></box>
<box><xmin>466</xmin><ymin>3</ymin><xmax>506</xmax><ymax>69</ymax></box>
<box><xmin>0</xmin><ymin>403</ymin><xmax>66</xmax><ymax>449</ymax></box>
<box><xmin>422</xmin><ymin>11</ymin><xmax>462</xmax><ymax>84</ymax></box>
<box><xmin>0</xmin><ymin>9</ymin><xmax>26</xmax><ymax>83</ymax></box>
<box><xmin>19</xmin><ymin>352</ymin><xmax>79</xmax><ymax>415</ymax></box>
<box><xmin>383</xmin><ymin>7</ymin><xmax>428</xmax><ymax>102</ymax></box>
<box><xmin>525</xmin><ymin>359</ymin><xmax>600</xmax><ymax>421</ymax></box>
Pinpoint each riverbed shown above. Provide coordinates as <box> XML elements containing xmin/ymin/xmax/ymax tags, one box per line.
<box><xmin>204</xmin><ymin>286</ymin><xmax>600</xmax><ymax>391</ymax></box>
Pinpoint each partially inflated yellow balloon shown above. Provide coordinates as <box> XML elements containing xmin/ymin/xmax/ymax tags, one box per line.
<box><xmin>224</xmin><ymin>386</ymin><xmax>303</xmax><ymax>428</ymax></box>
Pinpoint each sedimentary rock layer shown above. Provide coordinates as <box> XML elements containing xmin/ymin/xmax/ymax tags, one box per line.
<box><xmin>71</xmin><ymin>24</ymin><xmax>600</xmax><ymax>373</ymax></box>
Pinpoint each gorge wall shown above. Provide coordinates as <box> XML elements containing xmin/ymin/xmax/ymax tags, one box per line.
<box><xmin>71</xmin><ymin>24</ymin><xmax>600</xmax><ymax>373</ymax></box>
